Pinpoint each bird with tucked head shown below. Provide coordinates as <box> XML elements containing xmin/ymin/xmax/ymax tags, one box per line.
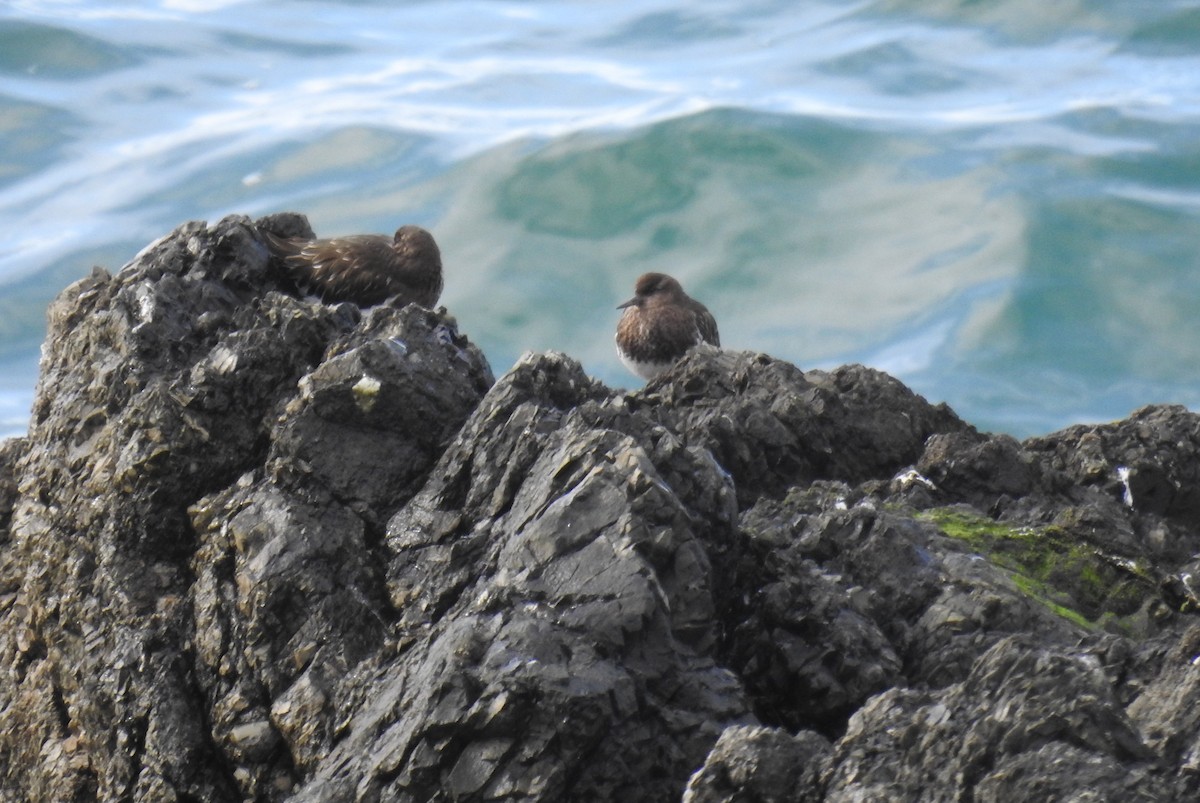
<box><xmin>263</xmin><ymin>224</ymin><xmax>443</xmax><ymax>308</ymax></box>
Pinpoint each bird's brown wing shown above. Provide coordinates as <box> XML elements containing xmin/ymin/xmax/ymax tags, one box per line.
<box><xmin>299</xmin><ymin>235</ymin><xmax>386</xmax><ymax>278</ymax></box>
<box><xmin>297</xmin><ymin>235</ymin><xmax>398</xmax><ymax>304</ymax></box>
<box><xmin>694</xmin><ymin>304</ymin><xmax>720</xmax><ymax>347</ymax></box>
<box><xmin>263</xmin><ymin>231</ymin><xmax>329</xmax><ymax>295</ymax></box>
<box><xmin>265</xmin><ymin>231</ymin><xmax>441</xmax><ymax>307</ymax></box>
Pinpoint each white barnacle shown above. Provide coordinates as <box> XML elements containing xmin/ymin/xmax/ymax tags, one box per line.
<box><xmin>296</xmin><ymin>374</ymin><xmax>315</xmax><ymax>403</ymax></box>
<box><xmin>352</xmin><ymin>374</ymin><xmax>383</xmax><ymax>413</ymax></box>
<box><xmin>894</xmin><ymin>468</ymin><xmax>937</xmax><ymax>491</ymax></box>
<box><xmin>1116</xmin><ymin>466</ymin><xmax>1134</xmax><ymax>508</ymax></box>
<box><xmin>134</xmin><ymin>283</ymin><xmax>156</xmax><ymax>324</ymax></box>
<box><xmin>209</xmin><ymin>345</ymin><xmax>238</xmax><ymax>375</ymax></box>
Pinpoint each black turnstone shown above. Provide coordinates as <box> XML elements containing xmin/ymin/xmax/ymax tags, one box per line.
<box><xmin>615</xmin><ymin>272</ymin><xmax>720</xmax><ymax>380</ymax></box>
<box><xmin>263</xmin><ymin>224</ymin><xmax>443</xmax><ymax>308</ymax></box>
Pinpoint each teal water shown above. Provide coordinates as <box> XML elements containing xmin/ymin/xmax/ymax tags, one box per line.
<box><xmin>2</xmin><ymin>2</ymin><xmax>1200</xmax><ymax>438</ymax></box>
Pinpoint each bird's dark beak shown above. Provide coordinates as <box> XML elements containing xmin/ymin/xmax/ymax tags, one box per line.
<box><xmin>617</xmin><ymin>297</ymin><xmax>638</xmax><ymax>310</ymax></box>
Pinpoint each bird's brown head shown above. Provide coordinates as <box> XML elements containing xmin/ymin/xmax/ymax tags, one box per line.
<box><xmin>617</xmin><ymin>272</ymin><xmax>685</xmax><ymax>309</ymax></box>
<box><xmin>393</xmin><ymin>225</ymin><xmax>442</xmax><ymax>266</ymax></box>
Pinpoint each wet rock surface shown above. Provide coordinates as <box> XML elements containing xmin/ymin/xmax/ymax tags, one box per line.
<box><xmin>1</xmin><ymin>214</ymin><xmax>1199</xmax><ymax>801</ymax></box>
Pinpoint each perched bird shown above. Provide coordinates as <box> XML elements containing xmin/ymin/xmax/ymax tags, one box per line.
<box><xmin>615</xmin><ymin>272</ymin><xmax>720</xmax><ymax>381</ymax></box>
<box><xmin>263</xmin><ymin>224</ymin><xmax>443</xmax><ymax>308</ymax></box>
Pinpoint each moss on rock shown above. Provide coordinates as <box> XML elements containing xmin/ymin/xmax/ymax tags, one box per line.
<box><xmin>918</xmin><ymin>506</ymin><xmax>1159</xmax><ymax>636</ymax></box>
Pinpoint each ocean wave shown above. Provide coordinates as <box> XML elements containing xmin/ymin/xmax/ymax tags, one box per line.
<box><xmin>1</xmin><ymin>0</ymin><xmax>1198</xmax><ymax>437</ymax></box>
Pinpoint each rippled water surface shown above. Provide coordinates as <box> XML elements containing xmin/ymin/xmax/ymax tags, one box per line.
<box><xmin>3</xmin><ymin>0</ymin><xmax>1200</xmax><ymax>437</ymax></box>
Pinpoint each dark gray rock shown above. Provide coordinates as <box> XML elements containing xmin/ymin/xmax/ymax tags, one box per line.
<box><xmin>2</xmin><ymin>216</ymin><xmax>1200</xmax><ymax>801</ymax></box>
<box><xmin>636</xmin><ymin>351</ymin><xmax>971</xmax><ymax>506</ymax></box>
<box><xmin>916</xmin><ymin>430</ymin><xmax>1044</xmax><ymax>511</ymax></box>
<box><xmin>1024</xmin><ymin>405</ymin><xmax>1200</xmax><ymax>571</ymax></box>
<box><xmin>267</xmin><ymin>303</ymin><xmax>492</xmax><ymax>528</ymax></box>
<box><xmin>683</xmin><ymin>724</ymin><xmax>831</xmax><ymax>802</ymax></box>
<box><xmin>1026</xmin><ymin>405</ymin><xmax>1200</xmax><ymax>522</ymax></box>
<box><xmin>0</xmin><ymin>214</ymin><xmax>491</xmax><ymax>801</ymax></box>
<box><xmin>728</xmin><ymin>501</ymin><xmax>909</xmax><ymax>731</ymax></box>
<box><xmin>295</xmin><ymin>353</ymin><xmax>750</xmax><ymax>800</ymax></box>
<box><xmin>823</xmin><ymin>637</ymin><xmax>1180</xmax><ymax>801</ymax></box>
<box><xmin>1125</xmin><ymin>625</ymin><xmax>1200</xmax><ymax>777</ymax></box>
<box><xmin>0</xmin><ymin>437</ymin><xmax>24</xmax><ymax>543</ymax></box>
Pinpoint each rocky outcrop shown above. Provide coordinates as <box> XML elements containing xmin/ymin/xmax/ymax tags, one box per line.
<box><xmin>1</xmin><ymin>214</ymin><xmax>1198</xmax><ymax>801</ymax></box>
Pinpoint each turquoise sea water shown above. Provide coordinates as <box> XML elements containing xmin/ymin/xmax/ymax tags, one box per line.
<box><xmin>2</xmin><ymin>1</ymin><xmax>1200</xmax><ymax>438</ymax></box>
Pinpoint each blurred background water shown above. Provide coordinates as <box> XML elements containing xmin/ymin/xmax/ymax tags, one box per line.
<box><xmin>2</xmin><ymin>0</ymin><xmax>1199</xmax><ymax>439</ymax></box>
